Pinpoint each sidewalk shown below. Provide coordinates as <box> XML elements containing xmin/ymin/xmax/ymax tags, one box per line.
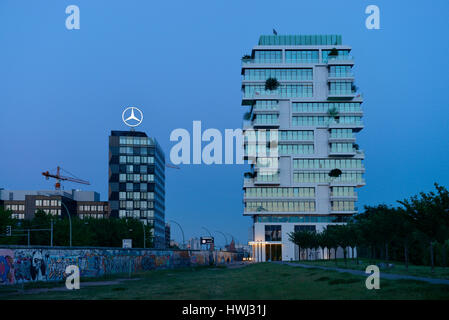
<box><xmin>280</xmin><ymin>261</ymin><xmax>449</xmax><ymax>285</ymax></box>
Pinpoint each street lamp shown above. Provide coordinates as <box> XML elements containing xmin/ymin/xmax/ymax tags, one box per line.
<box><xmin>215</xmin><ymin>230</ymin><xmax>228</xmax><ymax>249</ymax></box>
<box><xmin>169</xmin><ymin>220</ymin><xmax>185</xmax><ymax>249</ymax></box>
<box><xmin>202</xmin><ymin>226</ymin><xmax>213</xmax><ymax>238</ymax></box>
<box><xmin>60</xmin><ymin>202</ymin><xmax>72</xmax><ymax>247</ymax></box>
<box><xmin>225</xmin><ymin>232</ymin><xmax>236</xmax><ymax>244</ymax></box>
<box><xmin>143</xmin><ymin>223</ymin><xmax>146</xmax><ymax>249</ymax></box>
<box><xmin>202</xmin><ymin>226</ymin><xmax>216</xmax><ymax>265</ymax></box>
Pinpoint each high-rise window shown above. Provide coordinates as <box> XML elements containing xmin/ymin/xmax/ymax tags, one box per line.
<box><xmin>285</xmin><ymin>50</ymin><xmax>319</xmax><ymax>63</ymax></box>
<box><xmin>244</xmin><ymin>68</ymin><xmax>312</xmax><ymax>81</ymax></box>
<box><xmin>254</xmin><ymin>50</ymin><xmax>282</xmax><ymax>63</ymax></box>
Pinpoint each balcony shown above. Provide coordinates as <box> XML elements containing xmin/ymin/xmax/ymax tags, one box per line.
<box><xmin>253</xmin><ymin>121</ymin><xmax>280</xmax><ymax>129</ymax></box>
<box><xmin>244</xmin><ymin>178</ymin><xmax>254</xmax><ymax>187</ymax></box>
<box><xmin>254</xmin><ymin>172</ymin><xmax>280</xmax><ymax>185</ymax></box>
<box><xmin>242</xmin><ymin>120</ymin><xmax>252</xmax><ymax>131</ymax></box>
<box><xmin>328</xmin><ymin>120</ymin><xmax>364</xmax><ymax>132</ymax></box>
<box><xmin>326</xmin><ymin>55</ymin><xmax>354</xmax><ymax>65</ymax></box>
<box><xmin>329</xmin><ymin>149</ymin><xmax>357</xmax><ymax>156</ymax></box>
<box><xmin>355</xmin><ymin>150</ymin><xmax>365</xmax><ymax>158</ymax></box>
<box><xmin>328</xmin><ymin>72</ymin><xmax>354</xmax><ymax>80</ymax></box>
<box><xmin>328</xmin><ymin>135</ymin><xmax>356</xmax><ymax>142</ymax></box>
<box><xmin>330</xmin><ymin>179</ymin><xmax>366</xmax><ymax>187</ymax></box>
<box><xmin>253</xmin><ymin>105</ymin><xmax>279</xmax><ymax>113</ymax></box>
<box><xmin>328</xmin><ymin>90</ymin><xmax>357</xmax><ymax>100</ymax></box>
<box><xmin>330</xmin><ymin>192</ymin><xmax>358</xmax><ymax>200</ymax></box>
<box><xmin>330</xmin><ymin>208</ymin><xmax>358</xmax><ymax>214</ymax></box>
<box><xmin>243</xmin><ymin>91</ymin><xmax>281</xmax><ymax>100</ymax></box>
<box><xmin>241</xmin><ymin>59</ymin><xmax>283</xmax><ymax>66</ymax></box>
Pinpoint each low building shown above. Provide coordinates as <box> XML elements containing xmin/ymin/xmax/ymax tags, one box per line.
<box><xmin>187</xmin><ymin>237</ymin><xmax>201</xmax><ymax>250</ymax></box>
<box><xmin>0</xmin><ymin>189</ymin><xmax>108</xmax><ymax>220</ymax></box>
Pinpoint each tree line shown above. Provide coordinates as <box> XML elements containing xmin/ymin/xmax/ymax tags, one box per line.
<box><xmin>289</xmin><ymin>183</ymin><xmax>449</xmax><ymax>272</ymax></box>
<box><xmin>0</xmin><ymin>209</ymin><xmax>153</xmax><ymax>248</ymax></box>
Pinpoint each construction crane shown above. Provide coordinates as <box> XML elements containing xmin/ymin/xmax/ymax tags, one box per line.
<box><xmin>42</xmin><ymin>166</ymin><xmax>90</xmax><ymax>190</ymax></box>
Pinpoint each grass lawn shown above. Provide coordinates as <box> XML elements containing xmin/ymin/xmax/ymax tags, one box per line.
<box><xmin>295</xmin><ymin>258</ymin><xmax>449</xmax><ymax>279</ymax></box>
<box><xmin>1</xmin><ymin>263</ymin><xmax>449</xmax><ymax>300</ymax></box>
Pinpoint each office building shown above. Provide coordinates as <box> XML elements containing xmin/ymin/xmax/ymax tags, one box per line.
<box><xmin>108</xmin><ymin>130</ymin><xmax>166</xmax><ymax>248</ymax></box>
<box><xmin>242</xmin><ymin>35</ymin><xmax>365</xmax><ymax>261</ymax></box>
<box><xmin>165</xmin><ymin>223</ymin><xmax>171</xmax><ymax>248</ymax></box>
<box><xmin>0</xmin><ymin>189</ymin><xmax>108</xmax><ymax>220</ymax></box>
<box><xmin>187</xmin><ymin>237</ymin><xmax>201</xmax><ymax>251</ymax></box>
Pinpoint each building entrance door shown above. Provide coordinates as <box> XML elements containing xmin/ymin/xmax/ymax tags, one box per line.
<box><xmin>265</xmin><ymin>244</ymin><xmax>282</xmax><ymax>261</ymax></box>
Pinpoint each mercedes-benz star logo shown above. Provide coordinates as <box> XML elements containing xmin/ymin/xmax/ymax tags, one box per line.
<box><xmin>122</xmin><ymin>107</ymin><xmax>143</xmax><ymax>127</ymax></box>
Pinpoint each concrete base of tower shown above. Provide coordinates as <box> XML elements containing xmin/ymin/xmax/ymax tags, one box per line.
<box><xmin>249</xmin><ymin>222</ymin><xmax>357</xmax><ymax>262</ymax></box>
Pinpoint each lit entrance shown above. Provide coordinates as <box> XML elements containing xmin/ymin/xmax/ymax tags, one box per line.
<box><xmin>265</xmin><ymin>244</ymin><xmax>282</xmax><ymax>261</ymax></box>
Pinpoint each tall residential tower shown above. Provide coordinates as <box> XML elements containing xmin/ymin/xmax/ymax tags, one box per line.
<box><xmin>242</xmin><ymin>35</ymin><xmax>365</xmax><ymax>261</ymax></box>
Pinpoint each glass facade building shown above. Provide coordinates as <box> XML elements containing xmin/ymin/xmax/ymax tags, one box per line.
<box><xmin>108</xmin><ymin>130</ymin><xmax>166</xmax><ymax>248</ymax></box>
<box><xmin>242</xmin><ymin>35</ymin><xmax>365</xmax><ymax>262</ymax></box>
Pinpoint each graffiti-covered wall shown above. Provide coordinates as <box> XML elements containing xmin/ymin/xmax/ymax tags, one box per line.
<box><xmin>0</xmin><ymin>247</ymin><xmax>239</xmax><ymax>285</ymax></box>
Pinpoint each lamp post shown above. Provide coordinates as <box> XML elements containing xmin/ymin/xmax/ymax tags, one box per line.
<box><xmin>60</xmin><ymin>202</ymin><xmax>72</xmax><ymax>247</ymax></box>
<box><xmin>202</xmin><ymin>227</ymin><xmax>216</xmax><ymax>265</ymax></box>
<box><xmin>169</xmin><ymin>220</ymin><xmax>185</xmax><ymax>249</ymax></box>
<box><xmin>143</xmin><ymin>223</ymin><xmax>146</xmax><ymax>249</ymax></box>
<box><xmin>215</xmin><ymin>230</ymin><xmax>228</xmax><ymax>250</ymax></box>
<box><xmin>50</xmin><ymin>219</ymin><xmax>53</xmax><ymax>247</ymax></box>
<box><xmin>225</xmin><ymin>232</ymin><xmax>236</xmax><ymax>244</ymax></box>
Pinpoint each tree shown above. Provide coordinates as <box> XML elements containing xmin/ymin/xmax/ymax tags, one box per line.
<box><xmin>309</xmin><ymin>232</ymin><xmax>320</xmax><ymax>260</ymax></box>
<box><xmin>288</xmin><ymin>230</ymin><xmax>314</xmax><ymax>261</ymax></box>
<box><xmin>370</xmin><ymin>205</ymin><xmax>398</xmax><ymax>261</ymax></box>
<box><xmin>328</xmin><ymin>168</ymin><xmax>342</xmax><ymax>178</ymax></box>
<box><xmin>327</xmin><ymin>106</ymin><xmax>339</xmax><ymax>121</ymax></box>
<box><xmin>346</xmin><ymin>222</ymin><xmax>362</xmax><ymax>263</ymax></box>
<box><xmin>325</xmin><ymin>226</ymin><xmax>340</xmax><ymax>264</ymax></box>
<box><xmin>320</xmin><ymin>227</ymin><xmax>336</xmax><ymax>260</ymax></box>
<box><xmin>265</xmin><ymin>77</ymin><xmax>280</xmax><ymax>91</ymax></box>
<box><xmin>244</xmin><ymin>172</ymin><xmax>256</xmax><ymax>179</ymax></box>
<box><xmin>333</xmin><ymin>225</ymin><xmax>352</xmax><ymax>265</ymax></box>
<box><xmin>0</xmin><ymin>206</ymin><xmax>21</xmax><ymax>245</ymax></box>
<box><xmin>392</xmin><ymin>207</ymin><xmax>415</xmax><ymax>269</ymax></box>
<box><xmin>398</xmin><ymin>183</ymin><xmax>449</xmax><ymax>273</ymax></box>
<box><xmin>315</xmin><ymin>232</ymin><xmax>327</xmax><ymax>260</ymax></box>
<box><xmin>328</xmin><ymin>48</ymin><xmax>339</xmax><ymax>57</ymax></box>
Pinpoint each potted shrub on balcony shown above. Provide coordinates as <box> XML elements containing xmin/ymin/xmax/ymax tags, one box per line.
<box><xmin>328</xmin><ymin>48</ymin><xmax>339</xmax><ymax>57</ymax></box>
<box><xmin>353</xmin><ymin>143</ymin><xmax>359</xmax><ymax>151</ymax></box>
<box><xmin>327</xmin><ymin>106</ymin><xmax>340</xmax><ymax>123</ymax></box>
<box><xmin>241</xmin><ymin>54</ymin><xmax>251</xmax><ymax>60</ymax></box>
<box><xmin>243</xmin><ymin>111</ymin><xmax>251</xmax><ymax>121</ymax></box>
<box><xmin>351</xmin><ymin>84</ymin><xmax>358</xmax><ymax>93</ymax></box>
<box><xmin>328</xmin><ymin>168</ymin><xmax>342</xmax><ymax>178</ymax></box>
<box><xmin>244</xmin><ymin>172</ymin><xmax>256</xmax><ymax>179</ymax></box>
<box><xmin>265</xmin><ymin>77</ymin><xmax>280</xmax><ymax>91</ymax></box>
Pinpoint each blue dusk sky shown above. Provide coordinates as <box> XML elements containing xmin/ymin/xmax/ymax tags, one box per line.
<box><xmin>0</xmin><ymin>0</ymin><xmax>448</xmax><ymax>247</ymax></box>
